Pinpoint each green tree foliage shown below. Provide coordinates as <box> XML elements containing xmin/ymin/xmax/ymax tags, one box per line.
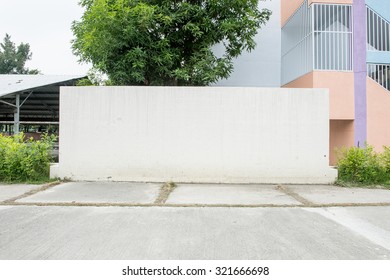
<box><xmin>77</xmin><ymin>68</ymin><xmax>112</xmax><ymax>86</ymax></box>
<box><xmin>0</xmin><ymin>34</ymin><xmax>40</xmax><ymax>74</ymax></box>
<box><xmin>72</xmin><ymin>0</ymin><xmax>271</xmax><ymax>86</ymax></box>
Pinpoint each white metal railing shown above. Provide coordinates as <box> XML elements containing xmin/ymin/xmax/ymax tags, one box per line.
<box><xmin>282</xmin><ymin>2</ymin><xmax>353</xmax><ymax>85</ymax></box>
<box><xmin>313</xmin><ymin>4</ymin><xmax>353</xmax><ymax>71</ymax></box>
<box><xmin>367</xmin><ymin>63</ymin><xmax>390</xmax><ymax>90</ymax></box>
<box><xmin>281</xmin><ymin>0</ymin><xmax>313</xmax><ymax>85</ymax></box>
<box><xmin>366</xmin><ymin>7</ymin><xmax>390</xmax><ymax>92</ymax></box>
<box><xmin>367</xmin><ymin>6</ymin><xmax>390</xmax><ymax>51</ymax></box>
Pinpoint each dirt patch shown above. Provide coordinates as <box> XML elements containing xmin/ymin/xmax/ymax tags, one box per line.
<box><xmin>154</xmin><ymin>182</ymin><xmax>177</xmax><ymax>204</ymax></box>
<box><xmin>276</xmin><ymin>185</ymin><xmax>313</xmax><ymax>206</ymax></box>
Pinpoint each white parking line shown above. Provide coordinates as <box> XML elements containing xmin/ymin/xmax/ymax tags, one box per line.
<box><xmin>304</xmin><ymin>207</ymin><xmax>390</xmax><ymax>252</ymax></box>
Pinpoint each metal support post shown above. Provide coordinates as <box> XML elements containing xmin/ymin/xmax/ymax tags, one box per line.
<box><xmin>14</xmin><ymin>93</ymin><xmax>20</xmax><ymax>135</ymax></box>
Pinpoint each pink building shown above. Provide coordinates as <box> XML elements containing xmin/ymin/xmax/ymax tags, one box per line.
<box><xmin>281</xmin><ymin>0</ymin><xmax>390</xmax><ymax>164</ymax></box>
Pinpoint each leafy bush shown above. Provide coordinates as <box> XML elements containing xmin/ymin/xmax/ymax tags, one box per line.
<box><xmin>337</xmin><ymin>144</ymin><xmax>389</xmax><ymax>185</ymax></box>
<box><xmin>382</xmin><ymin>146</ymin><xmax>390</xmax><ymax>174</ymax></box>
<box><xmin>0</xmin><ymin>133</ymin><xmax>57</xmax><ymax>183</ymax></box>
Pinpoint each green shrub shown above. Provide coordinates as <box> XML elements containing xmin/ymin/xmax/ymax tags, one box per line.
<box><xmin>337</xmin><ymin>144</ymin><xmax>388</xmax><ymax>185</ymax></box>
<box><xmin>0</xmin><ymin>133</ymin><xmax>57</xmax><ymax>183</ymax></box>
<box><xmin>382</xmin><ymin>146</ymin><xmax>390</xmax><ymax>174</ymax></box>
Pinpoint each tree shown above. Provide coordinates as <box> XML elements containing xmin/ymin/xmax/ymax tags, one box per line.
<box><xmin>0</xmin><ymin>34</ymin><xmax>40</xmax><ymax>74</ymax></box>
<box><xmin>72</xmin><ymin>0</ymin><xmax>271</xmax><ymax>86</ymax></box>
<box><xmin>77</xmin><ymin>68</ymin><xmax>112</xmax><ymax>86</ymax></box>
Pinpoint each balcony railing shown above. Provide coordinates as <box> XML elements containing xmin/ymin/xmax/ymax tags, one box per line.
<box><xmin>367</xmin><ymin>63</ymin><xmax>390</xmax><ymax>91</ymax></box>
<box><xmin>367</xmin><ymin>6</ymin><xmax>390</xmax><ymax>52</ymax></box>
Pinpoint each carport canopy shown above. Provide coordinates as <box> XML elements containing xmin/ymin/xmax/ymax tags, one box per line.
<box><xmin>0</xmin><ymin>74</ymin><xmax>86</xmax><ymax>134</ymax></box>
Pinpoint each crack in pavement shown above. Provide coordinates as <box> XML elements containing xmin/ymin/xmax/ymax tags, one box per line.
<box><xmin>2</xmin><ymin>181</ymin><xmax>63</xmax><ymax>204</ymax></box>
<box><xmin>276</xmin><ymin>184</ymin><xmax>314</xmax><ymax>206</ymax></box>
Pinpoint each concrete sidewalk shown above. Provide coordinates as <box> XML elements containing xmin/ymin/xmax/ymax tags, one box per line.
<box><xmin>1</xmin><ymin>181</ymin><xmax>390</xmax><ymax>207</ymax></box>
<box><xmin>1</xmin><ymin>182</ymin><xmax>390</xmax><ymax>260</ymax></box>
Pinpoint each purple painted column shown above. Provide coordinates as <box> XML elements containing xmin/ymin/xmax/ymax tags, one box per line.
<box><xmin>353</xmin><ymin>0</ymin><xmax>367</xmax><ymax>147</ymax></box>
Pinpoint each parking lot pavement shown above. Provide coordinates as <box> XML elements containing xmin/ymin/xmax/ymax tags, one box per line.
<box><xmin>285</xmin><ymin>184</ymin><xmax>390</xmax><ymax>205</ymax></box>
<box><xmin>0</xmin><ymin>184</ymin><xmax>41</xmax><ymax>202</ymax></box>
<box><xmin>1</xmin><ymin>182</ymin><xmax>390</xmax><ymax>259</ymax></box>
<box><xmin>2</xmin><ymin>182</ymin><xmax>390</xmax><ymax>206</ymax></box>
<box><xmin>166</xmin><ymin>184</ymin><xmax>301</xmax><ymax>205</ymax></box>
<box><xmin>17</xmin><ymin>182</ymin><xmax>161</xmax><ymax>204</ymax></box>
<box><xmin>0</xmin><ymin>205</ymin><xmax>389</xmax><ymax>260</ymax></box>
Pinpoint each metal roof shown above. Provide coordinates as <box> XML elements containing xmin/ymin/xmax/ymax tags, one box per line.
<box><xmin>0</xmin><ymin>74</ymin><xmax>86</xmax><ymax>98</ymax></box>
<box><xmin>0</xmin><ymin>74</ymin><xmax>86</xmax><ymax>123</ymax></box>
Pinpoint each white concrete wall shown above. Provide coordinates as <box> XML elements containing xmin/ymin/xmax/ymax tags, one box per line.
<box><xmin>55</xmin><ymin>86</ymin><xmax>337</xmax><ymax>184</ymax></box>
<box><xmin>214</xmin><ymin>0</ymin><xmax>281</xmax><ymax>87</ymax></box>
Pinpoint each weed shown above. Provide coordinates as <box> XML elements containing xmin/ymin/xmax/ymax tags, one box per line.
<box><xmin>0</xmin><ymin>133</ymin><xmax>57</xmax><ymax>183</ymax></box>
<box><xmin>336</xmin><ymin>144</ymin><xmax>390</xmax><ymax>186</ymax></box>
<box><xmin>154</xmin><ymin>181</ymin><xmax>177</xmax><ymax>204</ymax></box>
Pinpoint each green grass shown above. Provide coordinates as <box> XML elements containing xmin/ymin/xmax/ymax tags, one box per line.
<box><xmin>0</xmin><ymin>177</ymin><xmax>59</xmax><ymax>185</ymax></box>
<box><xmin>336</xmin><ymin>179</ymin><xmax>390</xmax><ymax>189</ymax></box>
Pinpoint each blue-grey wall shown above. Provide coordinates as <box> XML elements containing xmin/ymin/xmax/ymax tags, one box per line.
<box><xmin>214</xmin><ymin>0</ymin><xmax>281</xmax><ymax>87</ymax></box>
<box><xmin>366</xmin><ymin>0</ymin><xmax>390</xmax><ymax>21</ymax></box>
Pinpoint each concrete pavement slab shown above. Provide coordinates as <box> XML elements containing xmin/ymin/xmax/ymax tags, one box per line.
<box><xmin>305</xmin><ymin>207</ymin><xmax>390</xmax><ymax>251</ymax></box>
<box><xmin>0</xmin><ymin>184</ymin><xmax>41</xmax><ymax>202</ymax></box>
<box><xmin>17</xmin><ymin>182</ymin><xmax>161</xmax><ymax>204</ymax></box>
<box><xmin>0</xmin><ymin>206</ymin><xmax>389</xmax><ymax>260</ymax></box>
<box><xmin>286</xmin><ymin>185</ymin><xmax>390</xmax><ymax>205</ymax></box>
<box><xmin>332</xmin><ymin>206</ymin><xmax>390</xmax><ymax>233</ymax></box>
<box><xmin>166</xmin><ymin>184</ymin><xmax>302</xmax><ymax>205</ymax></box>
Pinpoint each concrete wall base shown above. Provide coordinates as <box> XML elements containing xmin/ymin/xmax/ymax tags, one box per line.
<box><xmin>50</xmin><ymin>166</ymin><xmax>338</xmax><ymax>184</ymax></box>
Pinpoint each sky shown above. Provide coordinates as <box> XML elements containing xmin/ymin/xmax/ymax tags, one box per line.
<box><xmin>0</xmin><ymin>0</ymin><xmax>91</xmax><ymax>75</ymax></box>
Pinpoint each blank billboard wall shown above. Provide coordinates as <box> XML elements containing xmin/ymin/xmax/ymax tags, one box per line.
<box><xmin>54</xmin><ymin>87</ymin><xmax>337</xmax><ymax>184</ymax></box>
